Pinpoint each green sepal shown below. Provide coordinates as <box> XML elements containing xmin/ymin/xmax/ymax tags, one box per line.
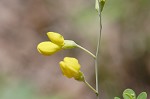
<box><xmin>62</xmin><ymin>40</ymin><xmax>77</xmax><ymax>49</ymax></box>
<box><xmin>95</xmin><ymin>0</ymin><xmax>106</xmax><ymax>12</ymax></box>
<box><xmin>74</xmin><ymin>71</ymin><xmax>85</xmax><ymax>82</ymax></box>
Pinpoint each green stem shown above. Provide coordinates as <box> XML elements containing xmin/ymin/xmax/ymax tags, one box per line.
<box><xmin>95</xmin><ymin>0</ymin><xmax>103</xmax><ymax>99</ymax></box>
<box><xmin>83</xmin><ymin>80</ymin><xmax>98</xmax><ymax>95</ymax></box>
<box><xmin>76</xmin><ymin>44</ymin><xmax>96</xmax><ymax>59</ymax></box>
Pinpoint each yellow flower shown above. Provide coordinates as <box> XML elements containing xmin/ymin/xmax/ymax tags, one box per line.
<box><xmin>37</xmin><ymin>41</ymin><xmax>61</xmax><ymax>55</ymax></box>
<box><xmin>37</xmin><ymin>32</ymin><xmax>78</xmax><ymax>56</ymax></box>
<box><xmin>47</xmin><ymin>32</ymin><xmax>64</xmax><ymax>46</ymax></box>
<box><xmin>37</xmin><ymin>32</ymin><xmax>64</xmax><ymax>55</ymax></box>
<box><xmin>59</xmin><ymin>57</ymin><xmax>84</xmax><ymax>81</ymax></box>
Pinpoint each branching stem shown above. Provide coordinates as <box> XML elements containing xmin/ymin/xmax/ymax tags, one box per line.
<box><xmin>76</xmin><ymin>44</ymin><xmax>96</xmax><ymax>59</ymax></box>
<box><xmin>83</xmin><ymin>80</ymin><xmax>98</xmax><ymax>95</ymax></box>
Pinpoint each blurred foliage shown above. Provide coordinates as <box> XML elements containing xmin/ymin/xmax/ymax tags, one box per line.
<box><xmin>0</xmin><ymin>76</ymin><xmax>66</xmax><ymax>99</ymax></box>
<box><xmin>114</xmin><ymin>89</ymin><xmax>147</xmax><ymax>99</ymax></box>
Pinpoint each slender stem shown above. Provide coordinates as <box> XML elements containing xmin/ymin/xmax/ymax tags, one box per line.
<box><xmin>76</xmin><ymin>44</ymin><xmax>96</xmax><ymax>59</ymax></box>
<box><xmin>83</xmin><ymin>80</ymin><xmax>98</xmax><ymax>95</ymax></box>
<box><xmin>95</xmin><ymin>0</ymin><xmax>102</xmax><ymax>99</ymax></box>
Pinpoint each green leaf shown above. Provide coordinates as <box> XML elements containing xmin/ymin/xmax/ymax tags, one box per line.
<box><xmin>137</xmin><ymin>92</ymin><xmax>147</xmax><ymax>99</ymax></box>
<box><xmin>123</xmin><ymin>89</ymin><xmax>136</xmax><ymax>99</ymax></box>
<box><xmin>114</xmin><ymin>97</ymin><xmax>121</xmax><ymax>99</ymax></box>
<box><xmin>95</xmin><ymin>0</ymin><xmax>106</xmax><ymax>12</ymax></box>
<box><xmin>123</xmin><ymin>93</ymin><xmax>134</xmax><ymax>99</ymax></box>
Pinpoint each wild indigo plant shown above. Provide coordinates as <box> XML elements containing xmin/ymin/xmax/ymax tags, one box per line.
<box><xmin>37</xmin><ymin>0</ymin><xmax>107</xmax><ymax>99</ymax></box>
<box><xmin>37</xmin><ymin>32</ymin><xmax>98</xmax><ymax>95</ymax></box>
<box><xmin>37</xmin><ymin>1</ymin><xmax>148</xmax><ymax>99</ymax></box>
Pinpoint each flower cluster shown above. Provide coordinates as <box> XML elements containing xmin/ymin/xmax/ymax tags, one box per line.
<box><xmin>37</xmin><ymin>32</ymin><xmax>97</xmax><ymax>95</ymax></box>
<box><xmin>37</xmin><ymin>0</ymin><xmax>107</xmax><ymax>96</ymax></box>
<box><xmin>37</xmin><ymin>32</ymin><xmax>84</xmax><ymax>80</ymax></box>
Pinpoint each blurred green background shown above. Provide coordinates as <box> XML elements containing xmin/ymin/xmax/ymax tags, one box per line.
<box><xmin>0</xmin><ymin>0</ymin><xmax>150</xmax><ymax>99</ymax></box>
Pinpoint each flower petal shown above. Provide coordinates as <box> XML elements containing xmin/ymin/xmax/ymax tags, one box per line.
<box><xmin>47</xmin><ymin>32</ymin><xmax>64</xmax><ymax>46</ymax></box>
<box><xmin>59</xmin><ymin>57</ymin><xmax>83</xmax><ymax>80</ymax></box>
<box><xmin>37</xmin><ymin>41</ymin><xmax>61</xmax><ymax>55</ymax></box>
<box><xmin>64</xmin><ymin>57</ymin><xmax>80</xmax><ymax>70</ymax></box>
<box><xmin>60</xmin><ymin>61</ymin><xmax>73</xmax><ymax>78</ymax></box>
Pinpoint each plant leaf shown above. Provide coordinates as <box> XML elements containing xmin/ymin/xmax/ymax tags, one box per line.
<box><xmin>137</xmin><ymin>92</ymin><xmax>147</xmax><ymax>99</ymax></box>
<box><xmin>123</xmin><ymin>89</ymin><xmax>136</xmax><ymax>99</ymax></box>
<box><xmin>114</xmin><ymin>97</ymin><xmax>121</xmax><ymax>99</ymax></box>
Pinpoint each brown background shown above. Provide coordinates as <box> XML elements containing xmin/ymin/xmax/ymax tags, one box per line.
<box><xmin>0</xmin><ymin>0</ymin><xmax>150</xmax><ymax>99</ymax></box>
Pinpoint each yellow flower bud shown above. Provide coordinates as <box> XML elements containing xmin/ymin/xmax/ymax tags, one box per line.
<box><xmin>37</xmin><ymin>41</ymin><xmax>61</xmax><ymax>55</ymax></box>
<box><xmin>47</xmin><ymin>32</ymin><xmax>64</xmax><ymax>46</ymax></box>
<box><xmin>59</xmin><ymin>57</ymin><xmax>84</xmax><ymax>81</ymax></box>
<box><xmin>37</xmin><ymin>32</ymin><xmax>77</xmax><ymax>56</ymax></box>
